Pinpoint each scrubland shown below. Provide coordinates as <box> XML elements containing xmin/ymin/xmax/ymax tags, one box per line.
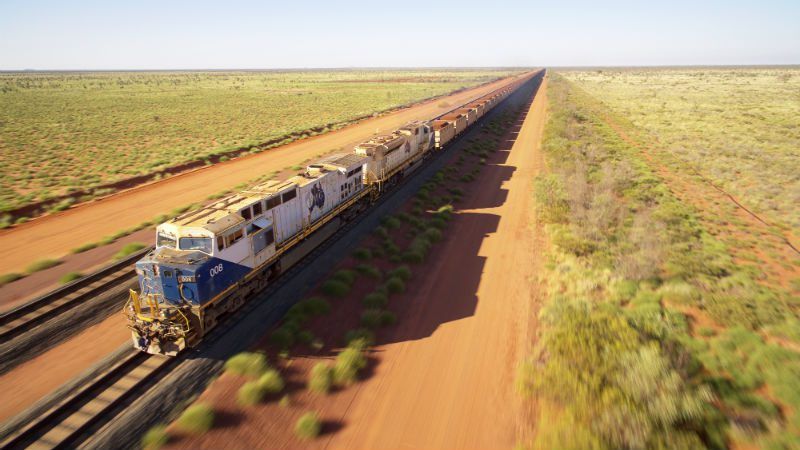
<box><xmin>519</xmin><ymin>74</ymin><xmax>799</xmax><ymax>449</ymax></box>
<box><xmin>562</xmin><ymin>68</ymin><xmax>800</xmax><ymax>231</ymax></box>
<box><xmin>0</xmin><ymin>69</ymin><xmax>516</xmax><ymax>215</ymax></box>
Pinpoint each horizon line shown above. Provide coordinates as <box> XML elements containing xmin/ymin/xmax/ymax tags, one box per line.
<box><xmin>1</xmin><ymin>63</ymin><xmax>799</xmax><ymax>73</ymax></box>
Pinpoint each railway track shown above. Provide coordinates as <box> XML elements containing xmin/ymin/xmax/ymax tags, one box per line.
<box><xmin>0</xmin><ymin>351</ymin><xmax>171</xmax><ymax>449</ymax></box>
<box><xmin>0</xmin><ymin>249</ymin><xmax>151</xmax><ymax>374</ymax></box>
<box><xmin>0</xmin><ymin>248</ymin><xmax>149</xmax><ymax>343</ymax></box>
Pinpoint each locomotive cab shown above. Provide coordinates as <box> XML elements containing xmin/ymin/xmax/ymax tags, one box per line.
<box><xmin>127</xmin><ymin>214</ymin><xmax>277</xmax><ymax>355</ymax></box>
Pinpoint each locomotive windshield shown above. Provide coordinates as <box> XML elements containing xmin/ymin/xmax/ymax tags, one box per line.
<box><xmin>179</xmin><ymin>237</ymin><xmax>212</xmax><ymax>254</ymax></box>
<box><xmin>157</xmin><ymin>232</ymin><xmax>176</xmax><ymax>249</ymax></box>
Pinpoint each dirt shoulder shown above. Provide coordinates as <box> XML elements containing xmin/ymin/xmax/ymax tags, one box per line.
<box><xmin>0</xmin><ymin>75</ymin><xmax>524</xmax><ymax>276</ymax></box>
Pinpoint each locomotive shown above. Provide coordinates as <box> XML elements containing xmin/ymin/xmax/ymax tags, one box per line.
<box><xmin>125</xmin><ymin>76</ymin><xmax>528</xmax><ymax>355</ymax></box>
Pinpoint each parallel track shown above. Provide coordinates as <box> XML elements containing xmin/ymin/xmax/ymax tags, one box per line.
<box><xmin>1</xmin><ymin>351</ymin><xmax>171</xmax><ymax>449</ymax></box>
<box><xmin>0</xmin><ymin>248</ymin><xmax>149</xmax><ymax>342</ymax></box>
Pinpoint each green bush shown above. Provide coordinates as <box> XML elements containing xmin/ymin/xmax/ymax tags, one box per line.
<box><xmin>141</xmin><ymin>424</ymin><xmax>169</xmax><ymax>450</ymax></box>
<box><xmin>362</xmin><ymin>291</ymin><xmax>388</xmax><ymax>309</ymax></box>
<box><xmin>71</xmin><ymin>242</ymin><xmax>99</xmax><ymax>254</ymax></box>
<box><xmin>355</xmin><ymin>264</ymin><xmax>382</xmax><ymax>279</ymax></box>
<box><xmin>0</xmin><ymin>273</ymin><xmax>24</xmax><ymax>287</ymax></box>
<box><xmin>321</xmin><ymin>279</ymin><xmax>350</xmax><ymax>297</ymax></box>
<box><xmin>175</xmin><ymin>403</ymin><xmax>215</xmax><ymax>435</ymax></box>
<box><xmin>331</xmin><ymin>269</ymin><xmax>358</xmax><ymax>286</ymax></box>
<box><xmin>343</xmin><ymin>328</ymin><xmax>374</xmax><ymax>346</ymax></box>
<box><xmin>373</xmin><ymin>226</ymin><xmax>389</xmax><ymax>239</ymax></box>
<box><xmin>296</xmin><ymin>330</ymin><xmax>315</xmax><ymax>345</ymax></box>
<box><xmin>360</xmin><ymin>309</ymin><xmax>383</xmax><ymax>329</ymax></box>
<box><xmin>297</xmin><ymin>297</ymin><xmax>331</xmax><ymax>316</ymax></box>
<box><xmin>308</xmin><ymin>363</ymin><xmax>333</xmax><ymax>394</ymax></box>
<box><xmin>352</xmin><ymin>247</ymin><xmax>372</xmax><ymax>260</ymax></box>
<box><xmin>258</xmin><ymin>369</ymin><xmax>285</xmax><ymax>393</ymax></box>
<box><xmin>237</xmin><ymin>380</ymin><xmax>267</xmax><ymax>406</ymax></box>
<box><xmin>224</xmin><ymin>352</ymin><xmax>269</xmax><ymax>378</ymax></box>
<box><xmin>388</xmin><ymin>265</ymin><xmax>412</xmax><ymax>281</ymax></box>
<box><xmin>270</xmin><ymin>328</ymin><xmax>295</xmax><ymax>349</ymax></box>
<box><xmin>385</xmin><ymin>277</ymin><xmax>406</xmax><ymax>294</ymax></box>
<box><xmin>25</xmin><ymin>258</ymin><xmax>60</xmax><ymax>274</ymax></box>
<box><xmin>59</xmin><ymin>271</ymin><xmax>83</xmax><ymax>284</ymax></box>
<box><xmin>380</xmin><ymin>310</ymin><xmax>397</xmax><ymax>326</ymax></box>
<box><xmin>333</xmin><ymin>340</ymin><xmax>368</xmax><ymax>386</ymax></box>
<box><xmin>382</xmin><ymin>216</ymin><xmax>402</xmax><ymax>230</ymax></box>
<box><xmin>423</xmin><ymin>227</ymin><xmax>443</xmax><ymax>242</ymax></box>
<box><xmin>401</xmin><ymin>250</ymin><xmax>424</xmax><ymax>264</ymax></box>
<box><xmin>295</xmin><ymin>412</ymin><xmax>322</xmax><ymax>440</ymax></box>
<box><xmin>113</xmin><ymin>242</ymin><xmax>146</xmax><ymax>260</ymax></box>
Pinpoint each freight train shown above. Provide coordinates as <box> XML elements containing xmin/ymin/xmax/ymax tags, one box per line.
<box><xmin>125</xmin><ymin>74</ymin><xmax>530</xmax><ymax>355</ymax></box>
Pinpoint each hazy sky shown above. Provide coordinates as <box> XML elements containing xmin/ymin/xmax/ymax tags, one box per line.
<box><xmin>1</xmin><ymin>0</ymin><xmax>798</xmax><ymax>70</ymax></box>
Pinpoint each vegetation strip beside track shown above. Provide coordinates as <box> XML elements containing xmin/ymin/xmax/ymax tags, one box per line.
<box><xmin>518</xmin><ymin>74</ymin><xmax>799</xmax><ymax>449</ymax></box>
<box><xmin>79</xmin><ymin>75</ymin><xmax>540</xmax><ymax>450</ymax></box>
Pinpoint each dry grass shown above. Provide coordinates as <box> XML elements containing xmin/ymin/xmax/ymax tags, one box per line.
<box><xmin>562</xmin><ymin>68</ymin><xmax>800</xmax><ymax>230</ymax></box>
<box><xmin>0</xmin><ymin>69</ymin><xmax>519</xmax><ymax>214</ymax></box>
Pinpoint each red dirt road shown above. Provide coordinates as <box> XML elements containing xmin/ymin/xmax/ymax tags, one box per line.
<box><xmin>0</xmin><ymin>75</ymin><xmax>527</xmax><ymax>276</ymax></box>
<box><xmin>326</xmin><ymin>77</ymin><xmax>548</xmax><ymax>449</ymax></box>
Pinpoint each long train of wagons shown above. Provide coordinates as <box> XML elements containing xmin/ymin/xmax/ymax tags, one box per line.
<box><xmin>126</xmin><ymin>74</ymin><xmax>532</xmax><ymax>355</ymax></box>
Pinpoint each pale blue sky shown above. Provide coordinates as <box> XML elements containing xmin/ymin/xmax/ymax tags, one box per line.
<box><xmin>1</xmin><ymin>0</ymin><xmax>798</xmax><ymax>70</ymax></box>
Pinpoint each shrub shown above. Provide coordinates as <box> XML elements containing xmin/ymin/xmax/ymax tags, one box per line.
<box><xmin>258</xmin><ymin>369</ymin><xmax>285</xmax><ymax>393</ymax></box>
<box><xmin>270</xmin><ymin>328</ymin><xmax>295</xmax><ymax>349</ymax></box>
<box><xmin>25</xmin><ymin>258</ymin><xmax>60</xmax><ymax>274</ymax></box>
<box><xmin>321</xmin><ymin>279</ymin><xmax>350</xmax><ymax>297</ymax></box>
<box><xmin>297</xmin><ymin>330</ymin><xmax>315</xmax><ymax>345</ymax></box>
<box><xmin>362</xmin><ymin>291</ymin><xmax>389</xmax><ymax>309</ymax></box>
<box><xmin>385</xmin><ymin>277</ymin><xmax>406</xmax><ymax>294</ymax></box>
<box><xmin>237</xmin><ymin>380</ymin><xmax>266</xmax><ymax>406</ymax></box>
<box><xmin>308</xmin><ymin>363</ymin><xmax>333</xmax><ymax>394</ymax></box>
<box><xmin>435</xmin><ymin>204</ymin><xmax>454</xmax><ymax>219</ymax></box>
<box><xmin>224</xmin><ymin>352</ymin><xmax>269</xmax><ymax>378</ymax></box>
<box><xmin>353</xmin><ymin>247</ymin><xmax>372</xmax><ymax>260</ymax></box>
<box><xmin>295</xmin><ymin>412</ymin><xmax>322</xmax><ymax>440</ymax></box>
<box><xmin>141</xmin><ymin>424</ymin><xmax>169</xmax><ymax>450</ymax></box>
<box><xmin>175</xmin><ymin>404</ymin><xmax>214</xmax><ymax>435</ymax></box>
<box><xmin>331</xmin><ymin>269</ymin><xmax>358</xmax><ymax>286</ymax></box>
<box><xmin>333</xmin><ymin>342</ymin><xmax>368</xmax><ymax>386</ymax></box>
<box><xmin>0</xmin><ymin>273</ymin><xmax>24</xmax><ymax>287</ymax></box>
<box><xmin>71</xmin><ymin>242</ymin><xmax>99</xmax><ymax>254</ymax></box>
<box><xmin>59</xmin><ymin>271</ymin><xmax>83</xmax><ymax>284</ymax></box>
<box><xmin>113</xmin><ymin>242</ymin><xmax>146</xmax><ymax>260</ymax></box>
<box><xmin>297</xmin><ymin>297</ymin><xmax>331</xmax><ymax>316</ymax></box>
<box><xmin>380</xmin><ymin>310</ymin><xmax>397</xmax><ymax>326</ymax></box>
<box><xmin>424</xmin><ymin>227</ymin><xmax>443</xmax><ymax>242</ymax></box>
<box><xmin>360</xmin><ymin>309</ymin><xmax>383</xmax><ymax>329</ymax></box>
<box><xmin>401</xmin><ymin>250</ymin><xmax>425</xmax><ymax>264</ymax></box>
<box><xmin>373</xmin><ymin>226</ymin><xmax>389</xmax><ymax>239</ymax></box>
<box><xmin>355</xmin><ymin>264</ymin><xmax>382</xmax><ymax>279</ymax></box>
<box><xmin>388</xmin><ymin>265</ymin><xmax>412</xmax><ymax>281</ymax></box>
<box><xmin>343</xmin><ymin>328</ymin><xmax>374</xmax><ymax>346</ymax></box>
<box><xmin>383</xmin><ymin>216</ymin><xmax>402</xmax><ymax>230</ymax></box>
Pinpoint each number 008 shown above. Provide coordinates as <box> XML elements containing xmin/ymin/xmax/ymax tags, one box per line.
<box><xmin>209</xmin><ymin>264</ymin><xmax>224</xmax><ymax>277</ymax></box>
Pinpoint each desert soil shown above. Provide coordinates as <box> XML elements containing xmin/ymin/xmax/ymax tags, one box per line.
<box><xmin>0</xmin><ymin>75</ymin><xmax>526</xmax><ymax>276</ymax></box>
<box><xmin>0</xmin><ymin>313</ymin><xmax>129</xmax><ymax>422</ymax></box>
<box><xmin>168</xmin><ymin>75</ymin><xmax>548</xmax><ymax>450</ymax></box>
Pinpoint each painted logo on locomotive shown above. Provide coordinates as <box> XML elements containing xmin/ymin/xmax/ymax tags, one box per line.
<box><xmin>308</xmin><ymin>183</ymin><xmax>325</xmax><ymax>213</ymax></box>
